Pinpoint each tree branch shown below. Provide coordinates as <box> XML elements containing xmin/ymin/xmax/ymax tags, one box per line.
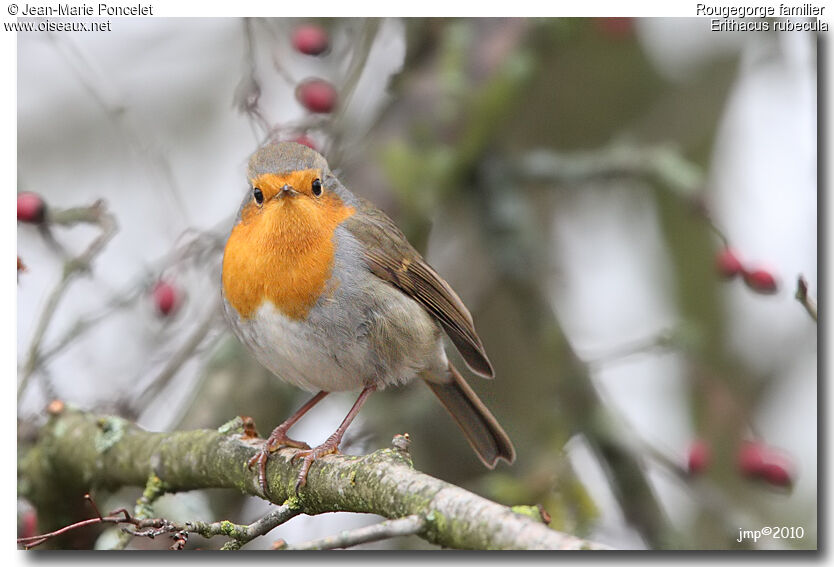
<box><xmin>281</xmin><ymin>514</ymin><xmax>424</xmax><ymax>550</ymax></box>
<box><xmin>19</xmin><ymin>406</ymin><xmax>609</xmax><ymax>550</ymax></box>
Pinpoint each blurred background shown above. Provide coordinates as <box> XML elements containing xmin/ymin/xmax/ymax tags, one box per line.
<box><xmin>16</xmin><ymin>18</ymin><xmax>817</xmax><ymax>550</ymax></box>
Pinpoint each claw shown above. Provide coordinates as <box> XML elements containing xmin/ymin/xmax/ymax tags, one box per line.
<box><xmin>292</xmin><ymin>438</ymin><xmax>340</xmax><ymax>491</ymax></box>
<box><xmin>248</xmin><ymin>427</ymin><xmax>311</xmax><ymax>496</ymax></box>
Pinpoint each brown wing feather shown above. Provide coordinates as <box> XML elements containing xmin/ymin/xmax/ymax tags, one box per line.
<box><xmin>343</xmin><ymin>199</ymin><xmax>494</xmax><ymax>378</ymax></box>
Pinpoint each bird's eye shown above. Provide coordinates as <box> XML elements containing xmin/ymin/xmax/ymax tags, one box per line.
<box><xmin>253</xmin><ymin>187</ymin><xmax>264</xmax><ymax>205</ymax></box>
<box><xmin>311</xmin><ymin>178</ymin><xmax>323</xmax><ymax>197</ymax></box>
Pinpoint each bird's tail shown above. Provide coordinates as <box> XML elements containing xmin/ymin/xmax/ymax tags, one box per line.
<box><xmin>424</xmin><ymin>362</ymin><xmax>515</xmax><ymax>467</ymax></box>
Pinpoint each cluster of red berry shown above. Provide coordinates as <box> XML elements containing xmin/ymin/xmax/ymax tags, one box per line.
<box><xmin>716</xmin><ymin>248</ymin><xmax>778</xmax><ymax>294</ymax></box>
<box><xmin>702</xmin><ymin>250</ymin><xmax>792</xmax><ymax>488</ymax></box>
<box><xmin>687</xmin><ymin>438</ymin><xmax>794</xmax><ymax>488</ymax></box>
<box><xmin>289</xmin><ymin>23</ymin><xmax>336</xmax><ymax>152</ymax></box>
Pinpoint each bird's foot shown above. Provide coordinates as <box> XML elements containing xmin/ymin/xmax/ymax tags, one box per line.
<box><xmin>291</xmin><ymin>434</ymin><xmax>342</xmax><ymax>492</ymax></box>
<box><xmin>247</xmin><ymin>425</ymin><xmax>310</xmax><ymax>496</ymax></box>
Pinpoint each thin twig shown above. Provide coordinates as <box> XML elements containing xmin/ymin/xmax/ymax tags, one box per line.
<box><xmin>32</xmin><ymin>224</ymin><xmax>226</xmax><ymax>378</ymax></box>
<box><xmin>19</xmin><ymin>201</ymin><xmax>117</xmax><ymax>403</ymax></box>
<box><xmin>795</xmin><ymin>275</ymin><xmax>817</xmax><ymax>322</ymax></box>
<box><xmin>513</xmin><ymin>145</ymin><xmax>738</xmax><ymax>250</ymax></box>
<box><xmin>634</xmin><ymin>437</ymin><xmax>767</xmax><ymax>547</ymax></box>
<box><xmin>236</xmin><ymin>18</ymin><xmax>272</xmax><ymax>138</ymax></box>
<box><xmin>110</xmin><ymin>473</ymin><xmax>170</xmax><ymax>550</ymax></box>
<box><xmin>515</xmin><ymin>145</ymin><xmax>703</xmax><ymax>196</ymax></box>
<box><xmin>128</xmin><ymin>297</ymin><xmax>223</xmax><ymax>417</ymax></box>
<box><xmin>326</xmin><ymin>18</ymin><xmax>381</xmax><ymax>166</ymax></box>
<box><xmin>19</xmin><ymin>492</ymin><xmax>300</xmax><ymax>550</ymax></box>
<box><xmin>582</xmin><ymin>328</ymin><xmax>679</xmax><ymax>368</ymax></box>
<box><xmin>47</xmin><ymin>32</ymin><xmax>190</xmax><ymax>227</ymax></box>
<box><xmin>282</xmin><ymin>515</ymin><xmax>425</xmax><ymax>550</ymax></box>
<box><xmin>36</xmin><ymin>285</ymin><xmax>144</xmax><ymax>366</ymax></box>
<box><xmin>191</xmin><ymin>503</ymin><xmax>302</xmax><ymax>550</ymax></box>
<box><xmin>262</xmin><ymin>19</ymin><xmax>299</xmax><ymax>86</ymax></box>
<box><xmin>18</xmin><ymin>513</ymin><xmax>128</xmax><ymax>549</ymax></box>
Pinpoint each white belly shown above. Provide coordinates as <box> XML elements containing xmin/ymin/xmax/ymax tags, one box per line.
<box><xmin>238</xmin><ymin>301</ymin><xmax>368</xmax><ymax>392</ymax></box>
<box><xmin>224</xmin><ymin>277</ymin><xmax>447</xmax><ymax>393</ymax></box>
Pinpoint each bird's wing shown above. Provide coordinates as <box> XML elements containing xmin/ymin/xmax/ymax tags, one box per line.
<box><xmin>342</xmin><ymin>198</ymin><xmax>494</xmax><ymax>378</ymax></box>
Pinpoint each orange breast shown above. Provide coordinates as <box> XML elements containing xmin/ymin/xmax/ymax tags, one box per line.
<box><xmin>222</xmin><ymin>179</ymin><xmax>355</xmax><ymax>321</ymax></box>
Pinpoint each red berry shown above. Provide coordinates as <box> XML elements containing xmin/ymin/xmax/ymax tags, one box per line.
<box><xmin>737</xmin><ymin>441</ymin><xmax>795</xmax><ymax>487</ymax></box>
<box><xmin>687</xmin><ymin>439</ymin><xmax>712</xmax><ymax>474</ymax></box>
<box><xmin>152</xmin><ymin>280</ymin><xmax>179</xmax><ymax>316</ymax></box>
<box><xmin>296</xmin><ymin>79</ymin><xmax>338</xmax><ymax>114</ymax></box>
<box><xmin>19</xmin><ymin>509</ymin><xmax>37</xmax><ymax>540</ymax></box>
<box><xmin>743</xmin><ymin>268</ymin><xmax>779</xmax><ymax>294</ymax></box>
<box><xmin>292</xmin><ymin>135</ymin><xmax>318</xmax><ymax>151</ymax></box>
<box><xmin>291</xmin><ymin>24</ymin><xmax>330</xmax><ymax>56</ymax></box>
<box><xmin>737</xmin><ymin>441</ymin><xmax>766</xmax><ymax>476</ymax></box>
<box><xmin>760</xmin><ymin>459</ymin><xmax>793</xmax><ymax>488</ymax></box>
<box><xmin>716</xmin><ymin>248</ymin><xmax>743</xmax><ymax>279</ymax></box>
<box><xmin>594</xmin><ymin>18</ymin><xmax>633</xmax><ymax>39</ymax></box>
<box><xmin>17</xmin><ymin>192</ymin><xmax>46</xmax><ymax>223</ymax></box>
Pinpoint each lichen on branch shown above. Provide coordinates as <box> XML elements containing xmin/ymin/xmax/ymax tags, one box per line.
<box><xmin>18</xmin><ymin>405</ymin><xmax>608</xmax><ymax>550</ymax></box>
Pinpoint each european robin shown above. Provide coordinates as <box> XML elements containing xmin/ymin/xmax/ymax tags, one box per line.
<box><xmin>221</xmin><ymin>142</ymin><xmax>515</xmax><ymax>492</ymax></box>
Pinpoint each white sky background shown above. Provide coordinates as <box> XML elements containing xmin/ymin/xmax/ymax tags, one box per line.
<box><xmin>6</xmin><ymin>8</ymin><xmax>824</xmax><ymax>556</ymax></box>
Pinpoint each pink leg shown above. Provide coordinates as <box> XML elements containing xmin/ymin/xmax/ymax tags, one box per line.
<box><xmin>292</xmin><ymin>385</ymin><xmax>376</xmax><ymax>490</ymax></box>
<box><xmin>248</xmin><ymin>390</ymin><xmax>329</xmax><ymax>495</ymax></box>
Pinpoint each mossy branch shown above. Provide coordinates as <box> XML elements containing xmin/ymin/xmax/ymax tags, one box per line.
<box><xmin>19</xmin><ymin>406</ymin><xmax>609</xmax><ymax>550</ymax></box>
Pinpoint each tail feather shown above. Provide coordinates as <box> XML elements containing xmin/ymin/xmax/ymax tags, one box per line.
<box><xmin>424</xmin><ymin>363</ymin><xmax>515</xmax><ymax>467</ymax></box>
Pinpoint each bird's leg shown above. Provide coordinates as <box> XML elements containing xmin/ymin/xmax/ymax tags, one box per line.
<box><xmin>292</xmin><ymin>385</ymin><xmax>376</xmax><ymax>491</ymax></box>
<box><xmin>248</xmin><ymin>390</ymin><xmax>329</xmax><ymax>495</ymax></box>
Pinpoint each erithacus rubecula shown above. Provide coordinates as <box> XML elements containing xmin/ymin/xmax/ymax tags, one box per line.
<box><xmin>221</xmin><ymin>142</ymin><xmax>515</xmax><ymax>492</ymax></box>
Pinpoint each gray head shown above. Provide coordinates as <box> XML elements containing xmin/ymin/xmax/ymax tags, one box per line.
<box><xmin>248</xmin><ymin>141</ymin><xmax>330</xmax><ymax>181</ymax></box>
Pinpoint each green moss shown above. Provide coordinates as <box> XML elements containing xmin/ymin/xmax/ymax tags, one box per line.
<box><xmin>511</xmin><ymin>505</ymin><xmax>543</xmax><ymax>523</ymax></box>
<box><xmin>217</xmin><ymin>417</ymin><xmax>244</xmax><ymax>435</ymax></box>
<box><xmin>94</xmin><ymin>416</ymin><xmax>127</xmax><ymax>453</ymax></box>
<box><xmin>424</xmin><ymin>510</ymin><xmax>449</xmax><ymax>543</ymax></box>
<box><xmin>220</xmin><ymin>540</ymin><xmax>242</xmax><ymax>550</ymax></box>
<box><xmin>284</xmin><ymin>496</ymin><xmax>302</xmax><ymax>511</ymax></box>
<box><xmin>219</xmin><ymin>520</ymin><xmax>236</xmax><ymax>536</ymax></box>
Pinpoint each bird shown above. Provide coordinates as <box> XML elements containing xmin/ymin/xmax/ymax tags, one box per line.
<box><xmin>221</xmin><ymin>141</ymin><xmax>515</xmax><ymax>493</ymax></box>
